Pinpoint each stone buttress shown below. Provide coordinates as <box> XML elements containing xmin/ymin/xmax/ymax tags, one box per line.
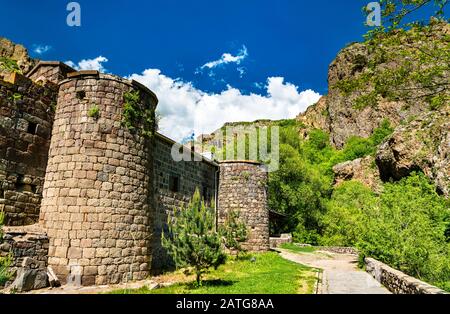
<box><xmin>39</xmin><ymin>71</ymin><xmax>158</xmax><ymax>285</ymax></box>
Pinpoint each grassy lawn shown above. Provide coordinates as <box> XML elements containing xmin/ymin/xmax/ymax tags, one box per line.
<box><xmin>111</xmin><ymin>252</ymin><xmax>318</xmax><ymax>294</ymax></box>
<box><xmin>280</xmin><ymin>243</ymin><xmax>317</xmax><ymax>254</ymax></box>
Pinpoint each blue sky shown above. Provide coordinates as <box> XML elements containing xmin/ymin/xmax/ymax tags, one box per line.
<box><xmin>0</xmin><ymin>1</ymin><xmax>444</xmax><ymax>140</ymax></box>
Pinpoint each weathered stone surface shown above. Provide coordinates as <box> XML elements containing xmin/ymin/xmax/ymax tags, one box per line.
<box><xmin>376</xmin><ymin>107</ymin><xmax>449</xmax><ymax>197</ymax></box>
<box><xmin>9</xmin><ymin>268</ymin><xmax>48</xmax><ymax>292</ymax></box>
<box><xmin>297</xmin><ymin>96</ymin><xmax>330</xmax><ymax>139</ymax></box>
<box><xmin>0</xmin><ymin>37</ymin><xmax>36</xmax><ymax>76</ymax></box>
<box><xmin>0</xmin><ymin>225</ymin><xmax>49</xmax><ymax>288</ymax></box>
<box><xmin>325</xmin><ymin>24</ymin><xmax>449</xmax><ymax>149</ymax></box>
<box><xmin>0</xmin><ymin>73</ymin><xmax>58</xmax><ymax>226</ymax></box>
<box><xmin>218</xmin><ymin>161</ymin><xmax>270</xmax><ymax>252</ymax></box>
<box><xmin>151</xmin><ymin>135</ymin><xmax>218</xmax><ymax>271</ymax></box>
<box><xmin>39</xmin><ymin>72</ymin><xmax>157</xmax><ymax>286</ymax></box>
<box><xmin>333</xmin><ymin>156</ymin><xmax>382</xmax><ymax>192</ymax></box>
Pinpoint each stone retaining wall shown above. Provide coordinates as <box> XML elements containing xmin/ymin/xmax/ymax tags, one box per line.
<box><xmin>365</xmin><ymin>258</ymin><xmax>447</xmax><ymax>294</ymax></box>
<box><xmin>0</xmin><ymin>225</ymin><xmax>49</xmax><ymax>285</ymax></box>
<box><xmin>316</xmin><ymin>246</ymin><xmax>358</xmax><ymax>255</ymax></box>
<box><xmin>269</xmin><ymin>234</ymin><xmax>292</xmax><ymax>248</ymax></box>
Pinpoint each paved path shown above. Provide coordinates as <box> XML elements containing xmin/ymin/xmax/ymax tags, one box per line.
<box><xmin>277</xmin><ymin>249</ymin><xmax>391</xmax><ymax>294</ymax></box>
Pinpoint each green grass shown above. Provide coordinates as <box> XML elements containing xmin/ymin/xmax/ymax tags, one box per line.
<box><xmin>280</xmin><ymin>243</ymin><xmax>317</xmax><ymax>254</ymax></box>
<box><xmin>111</xmin><ymin>252</ymin><xmax>318</xmax><ymax>294</ymax></box>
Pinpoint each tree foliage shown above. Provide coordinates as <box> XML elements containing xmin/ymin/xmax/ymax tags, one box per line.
<box><xmin>321</xmin><ymin>173</ymin><xmax>450</xmax><ymax>290</ymax></box>
<box><xmin>364</xmin><ymin>0</ymin><xmax>448</xmax><ymax>32</ymax></box>
<box><xmin>162</xmin><ymin>189</ymin><xmax>226</xmax><ymax>286</ymax></box>
<box><xmin>219</xmin><ymin>210</ymin><xmax>248</xmax><ymax>258</ymax></box>
<box><xmin>348</xmin><ymin>4</ymin><xmax>450</xmax><ymax>110</ymax></box>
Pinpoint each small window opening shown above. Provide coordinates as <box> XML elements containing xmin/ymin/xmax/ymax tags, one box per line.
<box><xmin>169</xmin><ymin>175</ymin><xmax>180</xmax><ymax>193</ymax></box>
<box><xmin>76</xmin><ymin>91</ymin><xmax>86</xmax><ymax>100</ymax></box>
<box><xmin>27</xmin><ymin>122</ymin><xmax>38</xmax><ymax>135</ymax></box>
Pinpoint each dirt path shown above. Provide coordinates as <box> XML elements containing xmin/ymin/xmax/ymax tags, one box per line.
<box><xmin>277</xmin><ymin>249</ymin><xmax>391</xmax><ymax>294</ymax></box>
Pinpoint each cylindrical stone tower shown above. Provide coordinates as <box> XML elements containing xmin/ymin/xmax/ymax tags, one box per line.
<box><xmin>218</xmin><ymin>161</ymin><xmax>270</xmax><ymax>252</ymax></box>
<box><xmin>39</xmin><ymin>71</ymin><xmax>158</xmax><ymax>286</ymax></box>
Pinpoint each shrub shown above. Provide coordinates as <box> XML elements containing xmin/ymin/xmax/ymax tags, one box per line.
<box><xmin>321</xmin><ymin>173</ymin><xmax>450</xmax><ymax>290</ymax></box>
<box><xmin>87</xmin><ymin>104</ymin><xmax>100</xmax><ymax>120</ymax></box>
<box><xmin>219</xmin><ymin>210</ymin><xmax>248</xmax><ymax>258</ymax></box>
<box><xmin>162</xmin><ymin>189</ymin><xmax>226</xmax><ymax>286</ymax></box>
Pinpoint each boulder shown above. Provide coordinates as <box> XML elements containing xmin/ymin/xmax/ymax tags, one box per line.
<box><xmin>9</xmin><ymin>268</ymin><xmax>48</xmax><ymax>292</ymax></box>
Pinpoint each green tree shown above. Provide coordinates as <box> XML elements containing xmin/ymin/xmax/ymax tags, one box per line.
<box><xmin>268</xmin><ymin>143</ymin><xmax>332</xmax><ymax>244</ymax></box>
<box><xmin>219</xmin><ymin>210</ymin><xmax>248</xmax><ymax>258</ymax></box>
<box><xmin>321</xmin><ymin>181</ymin><xmax>377</xmax><ymax>247</ymax></box>
<box><xmin>364</xmin><ymin>0</ymin><xmax>448</xmax><ymax>32</ymax></box>
<box><xmin>358</xmin><ymin>173</ymin><xmax>450</xmax><ymax>287</ymax></box>
<box><xmin>321</xmin><ymin>173</ymin><xmax>450</xmax><ymax>290</ymax></box>
<box><xmin>162</xmin><ymin>189</ymin><xmax>226</xmax><ymax>286</ymax></box>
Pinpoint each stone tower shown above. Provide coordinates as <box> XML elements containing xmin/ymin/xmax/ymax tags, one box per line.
<box><xmin>217</xmin><ymin>161</ymin><xmax>270</xmax><ymax>252</ymax></box>
<box><xmin>39</xmin><ymin>71</ymin><xmax>158</xmax><ymax>285</ymax></box>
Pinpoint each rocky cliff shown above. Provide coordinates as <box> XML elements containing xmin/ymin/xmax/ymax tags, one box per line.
<box><xmin>0</xmin><ymin>37</ymin><xmax>36</xmax><ymax>76</ymax></box>
<box><xmin>376</xmin><ymin>107</ymin><xmax>449</xmax><ymax>197</ymax></box>
<box><xmin>297</xmin><ymin>96</ymin><xmax>330</xmax><ymax>140</ymax></box>
<box><xmin>297</xmin><ymin>22</ymin><xmax>449</xmax><ymax>195</ymax></box>
<box><xmin>326</xmin><ymin>22</ymin><xmax>449</xmax><ymax>149</ymax></box>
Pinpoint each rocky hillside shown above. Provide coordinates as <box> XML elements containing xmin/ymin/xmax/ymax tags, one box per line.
<box><xmin>296</xmin><ymin>22</ymin><xmax>449</xmax><ymax>196</ymax></box>
<box><xmin>298</xmin><ymin>21</ymin><xmax>449</xmax><ymax>149</ymax></box>
<box><xmin>0</xmin><ymin>37</ymin><xmax>36</xmax><ymax>76</ymax></box>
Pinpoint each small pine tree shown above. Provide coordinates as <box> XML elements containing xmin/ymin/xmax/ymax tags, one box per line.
<box><xmin>220</xmin><ymin>210</ymin><xmax>248</xmax><ymax>258</ymax></box>
<box><xmin>162</xmin><ymin>189</ymin><xmax>226</xmax><ymax>286</ymax></box>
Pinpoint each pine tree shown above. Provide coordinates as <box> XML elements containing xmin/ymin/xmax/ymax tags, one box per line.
<box><xmin>162</xmin><ymin>189</ymin><xmax>226</xmax><ymax>286</ymax></box>
<box><xmin>220</xmin><ymin>210</ymin><xmax>248</xmax><ymax>258</ymax></box>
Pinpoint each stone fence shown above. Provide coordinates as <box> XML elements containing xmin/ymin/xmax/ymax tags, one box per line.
<box><xmin>365</xmin><ymin>258</ymin><xmax>448</xmax><ymax>294</ymax></box>
<box><xmin>269</xmin><ymin>234</ymin><xmax>293</xmax><ymax>248</ymax></box>
<box><xmin>316</xmin><ymin>246</ymin><xmax>358</xmax><ymax>255</ymax></box>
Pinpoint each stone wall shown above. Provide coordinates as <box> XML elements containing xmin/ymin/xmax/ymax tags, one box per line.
<box><xmin>317</xmin><ymin>246</ymin><xmax>358</xmax><ymax>255</ymax></box>
<box><xmin>269</xmin><ymin>234</ymin><xmax>292</xmax><ymax>248</ymax></box>
<box><xmin>27</xmin><ymin>61</ymin><xmax>75</xmax><ymax>85</ymax></box>
<box><xmin>0</xmin><ymin>225</ymin><xmax>49</xmax><ymax>285</ymax></box>
<box><xmin>151</xmin><ymin>134</ymin><xmax>218</xmax><ymax>270</ymax></box>
<box><xmin>39</xmin><ymin>71</ymin><xmax>158</xmax><ymax>286</ymax></box>
<box><xmin>0</xmin><ymin>73</ymin><xmax>58</xmax><ymax>226</ymax></box>
<box><xmin>218</xmin><ymin>161</ymin><xmax>270</xmax><ymax>252</ymax></box>
<box><xmin>365</xmin><ymin>258</ymin><xmax>448</xmax><ymax>294</ymax></box>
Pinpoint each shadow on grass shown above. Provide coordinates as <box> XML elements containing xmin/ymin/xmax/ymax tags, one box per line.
<box><xmin>186</xmin><ymin>279</ymin><xmax>236</xmax><ymax>290</ymax></box>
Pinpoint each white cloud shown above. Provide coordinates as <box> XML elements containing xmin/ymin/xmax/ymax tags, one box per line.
<box><xmin>65</xmin><ymin>56</ymin><xmax>109</xmax><ymax>72</ymax></box>
<box><xmin>32</xmin><ymin>44</ymin><xmax>52</xmax><ymax>55</ymax></box>
<box><xmin>200</xmin><ymin>45</ymin><xmax>248</xmax><ymax>70</ymax></box>
<box><xmin>128</xmin><ymin>70</ymin><xmax>321</xmax><ymax>142</ymax></box>
<box><xmin>65</xmin><ymin>55</ymin><xmax>321</xmax><ymax>142</ymax></box>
